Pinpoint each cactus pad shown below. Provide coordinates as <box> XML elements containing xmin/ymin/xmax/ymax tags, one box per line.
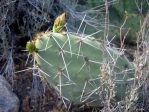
<box><xmin>27</xmin><ymin>32</ymin><xmax>134</xmax><ymax>106</ymax></box>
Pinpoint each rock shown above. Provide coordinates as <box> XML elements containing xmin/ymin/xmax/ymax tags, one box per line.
<box><xmin>0</xmin><ymin>75</ymin><xmax>19</xmax><ymax>112</ymax></box>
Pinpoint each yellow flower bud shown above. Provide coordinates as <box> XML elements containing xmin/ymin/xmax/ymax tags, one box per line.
<box><xmin>53</xmin><ymin>13</ymin><xmax>66</xmax><ymax>33</ymax></box>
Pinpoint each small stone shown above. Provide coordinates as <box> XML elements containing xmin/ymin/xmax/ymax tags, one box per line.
<box><xmin>0</xmin><ymin>75</ymin><xmax>19</xmax><ymax>112</ymax></box>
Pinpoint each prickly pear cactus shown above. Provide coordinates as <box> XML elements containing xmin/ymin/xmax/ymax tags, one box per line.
<box><xmin>76</xmin><ymin>0</ymin><xmax>148</xmax><ymax>42</ymax></box>
<box><xmin>111</xmin><ymin>0</ymin><xmax>148</xmax><ymax>42</ymax></box>
<box><xmin>27</xmin><ymin>32</ymin><xmax>134</xmax><ymax>106</ymax></box>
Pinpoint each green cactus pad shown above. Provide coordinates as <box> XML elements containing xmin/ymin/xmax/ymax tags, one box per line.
<box><xmin>31</xmin><ymin>32</ymin><xmax>134</xmax><ymax>106</ymax></box>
